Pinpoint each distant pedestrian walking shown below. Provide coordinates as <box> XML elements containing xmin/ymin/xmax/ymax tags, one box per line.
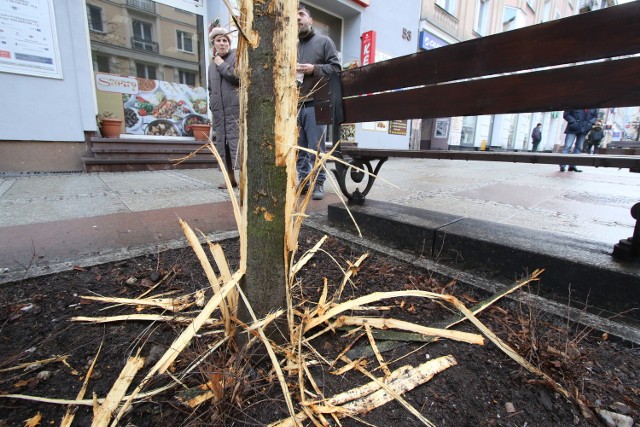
<box><xmin>559</xmin><ymin>109</ymin><xmax>598</xmax><ymax>172</ymax></box>
<box><xmin>585</xmin><ymin>120</ymin><xmax>605</xmax><ymax>154</ymax></box>
<box><xmin>531</xmin><ymin>123</ymin><xmax>542</xmax><ymax>152</ymax></box>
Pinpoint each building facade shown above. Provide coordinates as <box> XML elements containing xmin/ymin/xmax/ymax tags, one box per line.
<box><xmin>0</xmin><ymin>0</ymin><xmax>629</xmax><ymax>172</ymax></box>
<box><xmin>418</xmin><ymin>0</ymin><xmax>618</xmax><ymax>152</ymax></box>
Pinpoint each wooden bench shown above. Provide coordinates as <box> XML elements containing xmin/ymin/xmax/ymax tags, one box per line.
<box><xmin>314</xmin><ymin>2</ymin><xmax>640</xmax><ymax>260</ymax></box>
<box><xmin>600</xmin><ymin>141</ymin><xmax>640</xmax><ymax>156</ymax></box>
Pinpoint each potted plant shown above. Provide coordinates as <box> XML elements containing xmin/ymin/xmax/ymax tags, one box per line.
<box><xmin>188</xmin><ymin>118</ymin><xmax>212</xmax><ymax>141</ymax></box>
<box><xmin>97</xmin><ymin>112</ymin><xmax>123</xmax><ymax>138</ymax></box>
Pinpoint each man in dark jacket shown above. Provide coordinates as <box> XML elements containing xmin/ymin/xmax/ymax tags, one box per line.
<box><xmin>559</xmin><ymin>109</ymin><xmax>598</xmax><ymax>172</ymax></box>
<box><xmin>531</xmin><ymin>123</ymin><xmax>542</xmax><ymax>152</ymax></box>
<box><xmin>296</xmin><ymin>6</ymin><xmax>341</xmax><ymax>200</ymax></box>
<box><xmin>208</xmin><ymin>27</ymin><xmax>239</xmax><ymax>188</ymax></box>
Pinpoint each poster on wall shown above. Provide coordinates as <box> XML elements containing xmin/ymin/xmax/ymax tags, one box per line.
<box><xmin>122</xmin><ymin>78</ymin><xmax>209</xmax><ymax>137</ymax></box>
<box><xmin>388</xmin><ymin>120</ymin><xmax>407</xmax><ymax>136</ymax></box>
<box><xmin>434</xmin><ymin>119</ymin><xmax>450</xmax><ymax>138</ymax></box>
<box><xmin>0</xmin><ymin>0</ymin><xmax>62</xmax><ymax>79</ymax></box>
<box><xmin>362</xmin><ymin>121</ymin><xmax>388</xmax><ymax>132</ymax></box>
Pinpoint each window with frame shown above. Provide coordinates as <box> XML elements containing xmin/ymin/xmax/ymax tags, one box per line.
<box><xmin>136</xmin><ymin>63</ymin><xmax>157</xmax><ymax>80</ymax></box>
<box><xmin>177</xmin><ymin>30</ymin><xmax>194</xmax><ymax>53</ymax></box>
<box><xmin>526</xmin><ymin>0</ymin><xmax>536</xmax><ymax>10</ymax></box>
<box><xmin>474</xmin><ymin>0</ymin><xmax>491</xmax><ymax>36</ymax></box>
<box><xmin>132</xmin><ymin>20</ymin><xmax>155</xmax><ymax>51</ymax></box>
<box><xmin>435</xmin><ymin>0</ymin><xmax>457</xmax><ymax>16</ymax></box>
<box><xmin>95</xmin><ymin>54</ymin><xmax>110</xmax><ymax>73</ymax></box>
<box><xmin>179</xmin><ymin>70</ymin><xmax>196</xmax><ymax>86</ymax></box>
<box><xmin>87</xmin><ymin>4</ymin><xmax>104</xmax><ymax>32</ymax></box>
<box><xmin>542</xmin><ymin>0</ymin><xmax>552</xmax><ymax>22</ymax></box>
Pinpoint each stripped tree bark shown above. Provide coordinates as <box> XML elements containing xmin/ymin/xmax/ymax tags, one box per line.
<box><xmin>237</xmin><ymin>0</ymin><xmax>298</xmax><ymax>335</ymax></box>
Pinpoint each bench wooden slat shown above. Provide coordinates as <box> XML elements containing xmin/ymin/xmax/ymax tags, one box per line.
<box><xmin>338</xmin><ymin>2</ymin><xmax>640</xmax><ymax>97</ymax></box>
<box><xmin>343</xmin><ymin>149</ymin><xmax>640</xmax><ymax>169</ymax></box>
<box><xmin>316</xmin><ymin>56</ymin><xmax>640</xmax><ymax>124</ymax></box>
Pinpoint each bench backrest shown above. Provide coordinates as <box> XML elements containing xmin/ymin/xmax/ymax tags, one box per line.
<box><xmin>314</xmin><ymin>2</ymin><xmax>640</xmax><ymax>127</ymax></box>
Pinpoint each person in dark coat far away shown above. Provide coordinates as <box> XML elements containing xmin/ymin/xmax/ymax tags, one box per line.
<box><xmin>585</xmin><ymin>120</ymin><xmax>605</xmax><ymax>154</ymax></box>
<box><xmin>531</xmin><ymin>123</ymin><xmax>542</xmax><ymax>152</ymax></box>
<box><xmin>559</xmin><ymin>109</ymin><xmax>598</xmax><ymax>172</ymax></box>
<box><xmin>208</xmin><ymin>26</ymin><xmax>240</xmax><ymax>188</ymax></box>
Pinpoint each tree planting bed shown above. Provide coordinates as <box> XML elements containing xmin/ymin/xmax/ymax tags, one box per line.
<box><xmin>0</xmin><ymin>227</ymin><xmax>638</xmax><ymax>426</ymax></box>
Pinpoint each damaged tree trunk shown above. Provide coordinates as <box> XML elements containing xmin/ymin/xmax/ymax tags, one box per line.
<box><xmin>238</xmin><ymin>0</ymin><xmax>298</xmax><ymax>334</ymax></box>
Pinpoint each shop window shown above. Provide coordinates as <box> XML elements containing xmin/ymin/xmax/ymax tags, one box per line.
<box><xmin>474</xmin><ymin>0</ymin><xmax>491</xmax><ymax>36</ymax></box>
<box><xmin>87</xmin><ymin>4</ymin><xmax>104</xmax><ymax>33</ymax></box>
<box><xmin>89</xmin><ymin>1</ymin><xmax>208</xmax><ymax>137</ymax></box>
<box><xmin>136</xmin><ymin>63</ymin><xmax>157</xmax><ymax>80</ymax></box>
<box><xmin>132</xmin><ymin>20</ymin><xmax>157</xmax><ymax>53</ymax></box>
<box><xmin>177</xmin><ymin>30</ymin><xmax>194</xmax><ymax>53</ymax></box>
<box><xmin>461</xmin><ymin>116</ymin><xmax>477</xmax><ymax>146</ymax></box>
<box><xmin>179</xmin><ymin>70</ymin><xmax>196</xmax><ymax>86</ymax></box>
<box><xmin>527</xmin><ymin>0</ymin><xmax>536</xmax><ymax>10</ymax></box>
<box><xmin>436</xmin><ymin>0</ymin><xmax>457</xmax><ymax>16</ymax></box>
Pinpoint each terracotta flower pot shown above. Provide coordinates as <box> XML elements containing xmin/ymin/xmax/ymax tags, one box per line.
<box><xmin>99</xmin><ymin>118</ymin><xmax>123</xmax><ymax>138</ymax></box>
<box><xmin>189</xmin><ymin>124</ymin><xmax>212</xmax><ymax>141</ymax></box>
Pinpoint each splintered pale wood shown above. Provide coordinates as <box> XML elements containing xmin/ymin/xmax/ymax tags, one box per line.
<box><xmin>270</xmin><ymin>355</ymin><xmax>457</xmax><ymax>427</ymax></box>
<box><xmin>179</xmin><ymin>220</ymin><xmax>229</xmax><ymax>315</ymax></box>
<box><xmin>363</xmin><ymin>323</ymin><xmax>391</xmax><ymax>377</ymax></box>
<box><xmin>337</xmin><ymin>317</ymin><xmax>485</xmax><ymax>346</ymax></box>
<box><xmin>0</xmin><ymin>355</ymin><xmax>69</xmax><ymax>373</ymax></box>
<box><xmin>341</xmin><ymin>355</ymin><xmax>435</xmax><ymax>427</ymax></box>
<box><xmin>61</xmin><ymin>340</ymin><xmax>103</xmax><ymax>427</ymax></box>
<box><xmin>304</xmin><ymin>289</ymin><xmax>467</xmax><ymax>333</ymax></box>
<box><xmin>208</xmin><ymin>241</ymin><xmax>238</xmax><ymax>313</ymax></box>
<box><xmin>24</xmin><ymin>413</ymin><xmax>41</xmax><ymax>427</ymax></box>
<box><xmin>235</xmin><ymin>285</ymin><xmax>297</xmax><ymax>421</ymax></box>
<box><xmin>91</xmin><ymin>354</ymin><xmax>145</xmax><ymax>427</ymax></box>
<box><xmin>175</xmin><ymin>379</ymin><xmax>221</xmax><ymax>408</ymax></box>
<box><xmin>111</xmin><ymin>274</ymin><xmax>241</xmax><ymax>427</ymax></box>
<box><xmin>289</xmin><ymin>235</ymin><xmax>328</xmax><ymax>279</ymax></box>
<box><xmin>439</xmin><ymin>292</ymin><xmax>572</xmax><ymax>400</ymax></box>
<box><xmin>72</xmin><ymin>314</ymin><xmax>220</xmax><ymax>326</ymax></box>
<box><xmin>335</xmin><ymin>253</ymin><xmax>369</xmax><ymax>300</ymax></box>
<box><xmin>80</xmin><ymin>294</ymin><xmax>199</xmax><ymax>313</ymax></box>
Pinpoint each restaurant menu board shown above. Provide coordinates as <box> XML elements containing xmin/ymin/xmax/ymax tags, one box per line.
<box><xmin>388</xmin><ymin>120</ymin><xmax>407</xmax><ymax>136</ymax></box>
<box><xmin>123</xmin><ymin>78</ymin><xmax>209</xmax><ymax>137</ymax></box>
<box><xmin>0</xmin><ymin>0</ymin><xmax>62</xmax><ymax>78</ymax></box>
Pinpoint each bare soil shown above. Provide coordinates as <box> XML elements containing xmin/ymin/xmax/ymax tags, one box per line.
<box><xmin>0</xmin><ymin>228</ymin><xmax>638</xmax><ymax>426</ymax></box>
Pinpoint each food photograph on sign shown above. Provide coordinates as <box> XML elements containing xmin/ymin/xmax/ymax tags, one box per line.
<box><xmin>122</xmin><ymin>78</ymin><xmax>209</xmax><ymax>137</ymax></box>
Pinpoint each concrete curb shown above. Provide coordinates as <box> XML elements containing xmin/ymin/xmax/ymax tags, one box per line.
<box><xmin>327</xmin><ymin>200</ymin><xmax>640</xmax><ymax>321</ymax></box>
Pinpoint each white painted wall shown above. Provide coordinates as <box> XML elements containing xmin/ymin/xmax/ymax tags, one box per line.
<box><xmin>0</xmin><ymin>0</ymin><xmax>97</xmax><ymax>141</ymax></box>
<box><xmin>354</xmin><ymin>0</ymin><xmax>421</xmax><ymax>150</ymax></box>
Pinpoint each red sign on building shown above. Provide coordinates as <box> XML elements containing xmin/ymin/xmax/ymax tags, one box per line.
<box><xmin>360</xmin><ymin>30</ymin><xmax>376</xmax><ymax>66</ymax></box>
<box><xmin>351</xmin><ymin>0</ymin><xmax>371</xmax><ymax>6</ymax></box>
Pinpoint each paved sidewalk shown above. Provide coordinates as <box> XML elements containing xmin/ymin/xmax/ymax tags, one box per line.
<box><xmin>1</xmin><ymin>160</ymin><xmax>638</xmax><ymax>282</ymax></box>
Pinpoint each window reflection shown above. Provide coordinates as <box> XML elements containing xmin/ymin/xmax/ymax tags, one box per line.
<box><xmin>88</xmin><ymin>0</ymin><xmax>207</xmax><ymax>137</ymax></box>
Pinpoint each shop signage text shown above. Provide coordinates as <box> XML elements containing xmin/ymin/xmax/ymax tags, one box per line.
<box><xmin>419</xmin><ymin>31</ymin><xmax>447</xmax><ymax>51</ymax></box>
<box><xmin>95</xmin><ymin>73</ymin><xmax>139</xmax><ymax>94</ymax></box>
<box><xmin>360</xmin><ymin>30</ymin><xmax>376</xmax><ymax>66</ymax></box>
